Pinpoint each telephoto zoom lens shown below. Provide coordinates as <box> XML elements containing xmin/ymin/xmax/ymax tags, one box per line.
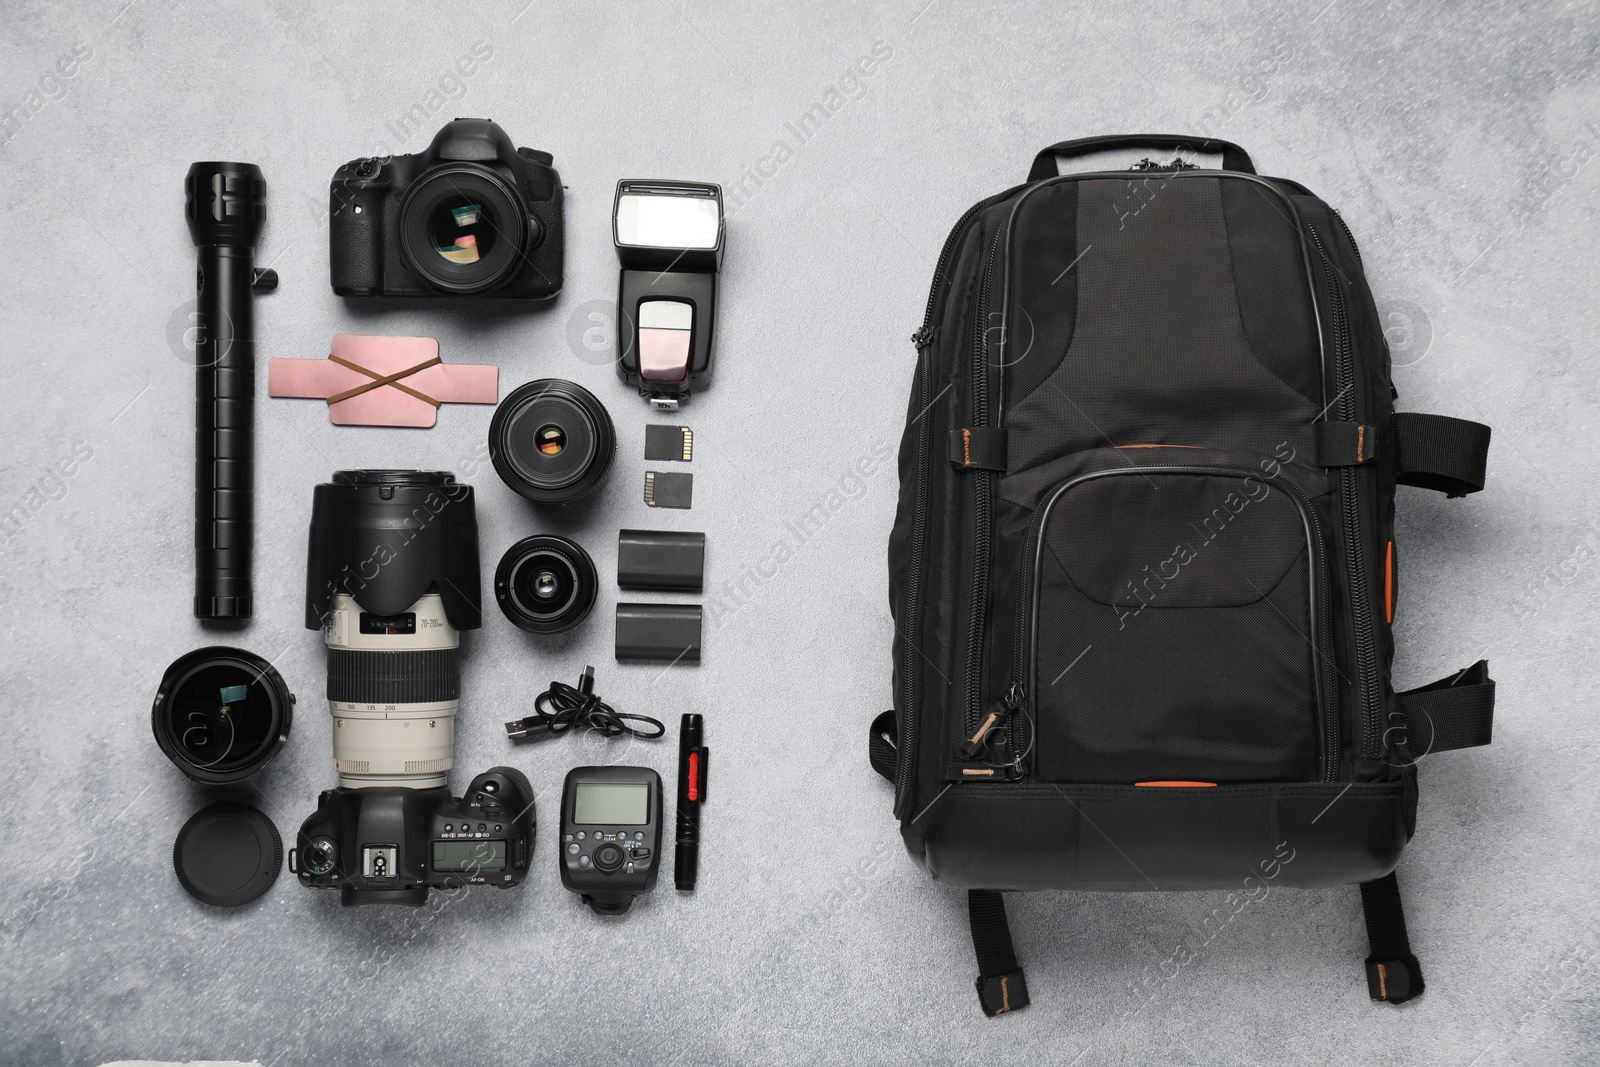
<box><xmin>304</xmin><ymin>470</ymin><xmax>482</xmax><ymax>788</ymax></box>
<box><xmin>495</xmin><ymin>535</ymin><xmax>597</xmax><ymax>634</ymax></box>
<box><xmin>489</xmin><ymin>379</ymin><xmax>616</xmax><ymax>503</ymax></box>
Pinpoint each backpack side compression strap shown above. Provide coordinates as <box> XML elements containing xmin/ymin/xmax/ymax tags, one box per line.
<box><xmin>1360</xmin><ymin>872</ymin><xmax>1424</xmax><ymax>1004</ymax></box>
<box><xmin>1395</xmin><ymin>660</ymin><xmax>1495</xmax><ymax>754</ymax></box>
<box><xmin>1393</xmin><ymin>412</ymin><xmax>1491</xmax><ymax>498</ymax></box>
<box><xmin>970</xmin><ymin>890</ymin><xmax>1030</xmax><ymax>1016</ymax></box>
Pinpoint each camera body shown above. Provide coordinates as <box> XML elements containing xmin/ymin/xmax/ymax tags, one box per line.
<box><xmin>329</xmin><ymin>118</ymin><xmax>563</xmax><ymax>299</ymax></box>
<box><xmin>560</xmin><ymin>766</ymin><xmax>663</xmax><ymax>913</ymax></box>
<box><xmin>293</xmin><ymin>767</ymin><xmax>535</xmax><ymax>906</ymax></box>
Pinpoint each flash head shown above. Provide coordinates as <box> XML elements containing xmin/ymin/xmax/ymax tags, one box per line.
<box><xmin>613</xmin><ymin>180</ymin><xmax>724</xmax><ymax>406</ymax></box>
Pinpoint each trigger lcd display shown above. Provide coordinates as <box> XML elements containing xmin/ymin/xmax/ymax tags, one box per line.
<box><xmin>573</xmin><ymin>782</ymin><xmax>649</xmax><ymax>825</ymax></box>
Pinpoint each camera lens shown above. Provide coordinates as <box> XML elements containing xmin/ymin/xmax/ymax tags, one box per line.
<box><xmin>397</xmin><ymin>163</ymin><xmax>528</xmax><ymax>295</ymax></box>
<box><xmin>306</xmin><ymin>469</ymin><xmax>482</xmax><ymax>790</ymax></box>
<box><xmin>489</xmin><ymin>380</ymin><xmax>616</xmax><ymax>504</ymax></box>
<box><xmin>152</xmin><ymin>647</ymin><xmax>294</xmax><ymax>784</ymax></box>
<box><xmin>495</xmin><ymin>535</ymin><xmax>598</xmax><ymax>634</ymax></box>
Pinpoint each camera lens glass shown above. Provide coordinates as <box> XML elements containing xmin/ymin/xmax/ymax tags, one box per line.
<box><xmin>425</xmin><ymin>195</ymin><xmax>497</xmax><ymax>266</ymax></box>
<box><xmin>496</xmin><ymin>535</ymin><xmax>597</xmax><ymax>634</ymax></box>
<box><xmin>397</xmin><ymin>163</ymin><xmax>527</xmax><ymax>295</ymax></box>
<box><xmin>489</xmin><ymin>380</ymin><xmax>616</xmax><ymax>504</ymax></box>
<box><xmin>153</xmin><ymin>648</ymin><xmax>293</xmax><ymax>784</ymax></box>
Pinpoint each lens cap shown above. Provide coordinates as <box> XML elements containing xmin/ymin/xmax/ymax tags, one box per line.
<box><xmin>173</xmin><ymin>802</ymin><xmax>283</xmax><ymax>908</ymax></box>
<box><xmin>152</xmin><ymin>647</ymin><xmax>294</xmax><ymax>784</ymax></box>
<box><xmin>490</xmin><ymin>380</ymin><xmax>616</xmax><ymax>504</ymax></box>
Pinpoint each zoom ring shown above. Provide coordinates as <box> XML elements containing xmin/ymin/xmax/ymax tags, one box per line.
<box><xmin>327</xmin><ymin>648</ymin><xmax>460</xmax><ymax>705</ymax></box>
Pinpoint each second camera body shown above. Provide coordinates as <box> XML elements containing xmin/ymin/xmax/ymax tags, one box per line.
<box><xmin>329</xmin><ymin>118</ymin><xmax>564</xmax><ymax>300</ymax></box>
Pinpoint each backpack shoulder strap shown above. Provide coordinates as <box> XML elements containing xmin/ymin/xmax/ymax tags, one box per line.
<box><xmin>1361</xmin><ymin>871</ymin><xmax>1424</xmax><ymax>1004</ymax></box>
<box><xmin>970</xmin><ymin>889</ymin><xmax>1030</xmax><ymax>1016</ymax></box>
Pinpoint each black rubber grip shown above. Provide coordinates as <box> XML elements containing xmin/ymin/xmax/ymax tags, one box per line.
<box><xmin>326</xmin><ymin>648</ymin><xmax>461</xmax><ymax>705</ymax></box>
<box><xmin>193</xmin><ymin>244</ymin><xmax>257</xmax><ymax>619</ymax></box>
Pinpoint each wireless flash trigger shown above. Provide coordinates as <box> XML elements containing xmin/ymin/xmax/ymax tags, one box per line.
<box><xmin>613</xmin><ymin>180</ymin><xmax>724</xmax><ymax>409</ymax></box>
<box><xmin>559</xmin><ymin>766</ymin><xmax>663</xmax><ymax>914</ymax></box>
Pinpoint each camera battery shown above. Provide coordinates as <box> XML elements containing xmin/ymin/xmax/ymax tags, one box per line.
<box><xmin>615</xmin><ymin>603</ymin><xmax>702</xmax><ymax>664</ymax></box>
<box><xmin>617</xmin><ymin>530</ymin><xmax>705</xmax><ymax>593</ymax></box>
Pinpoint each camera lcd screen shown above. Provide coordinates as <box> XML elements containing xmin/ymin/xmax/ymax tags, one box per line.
<box><xmin>431</xmin><ymin>839</ymin><xmax>506</xmax><ymax>872</ymax></box>
<box><xmin>616</xmin><ymin>194</ymin><xmax>720</xmax><ymax>251</ymax></box>
<box><xmin>573</xmin><ymin>782</ymin><xmax>650</xmax><ymax>825</ymax></box>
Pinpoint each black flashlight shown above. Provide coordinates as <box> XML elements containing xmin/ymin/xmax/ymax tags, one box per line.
<box><xmin>185</xmin><ymin>162</ymin><xmax>277</xmax><ymax>620</ymax></box>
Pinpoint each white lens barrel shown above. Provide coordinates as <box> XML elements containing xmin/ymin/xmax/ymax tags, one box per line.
<box><xmin>324</xmin><ymin>593</ymin><xmax>459</xmax><ymax>789</ymax></box>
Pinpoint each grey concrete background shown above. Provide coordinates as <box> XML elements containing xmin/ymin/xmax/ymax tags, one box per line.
<box><xmin>1</xmin><ymin>1</ymin><xmax>1595</xmax><ymax>1064</ymax></box>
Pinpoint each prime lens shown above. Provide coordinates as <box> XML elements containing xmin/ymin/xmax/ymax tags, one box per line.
<box><xmin>397</xmin><ymin>163</ymin><xmax>529</xmax><ymax>295</ymax></box>
<box><xmin>152</xmin><ymin>646</ymin><xmax>294</xmax><ymax>784</ymax></box>
<box><xmin>489</xmin><ymin>380</ymin><xmax>616</xmax><ymax>504</ymax></box>
<box><xmin>494</xmin><ymin>535</ymin><xmax>598</xmax><ymax>634</ymax></box>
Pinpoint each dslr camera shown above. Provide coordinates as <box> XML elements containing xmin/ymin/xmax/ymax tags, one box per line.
<box><xmin>329</xmin><ymin>118</ymin><xmax>563</xmax><ymax>299</ymax></box>
<box><xmin>290</xmin><ymin>470</ymin><xmax>536</xmax><ymax>906</ymax></box>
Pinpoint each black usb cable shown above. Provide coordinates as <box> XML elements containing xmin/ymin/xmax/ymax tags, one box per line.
<box><xmin>504</xmin><ymin>666</ymin><xmax>665</xmax><ymax>742</ymax></box>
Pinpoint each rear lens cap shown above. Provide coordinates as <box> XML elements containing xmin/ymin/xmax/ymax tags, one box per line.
<box><xmin>173</xmin><ymin>802</ymin><xmax>283</xmax><ymax>907</ymax></box>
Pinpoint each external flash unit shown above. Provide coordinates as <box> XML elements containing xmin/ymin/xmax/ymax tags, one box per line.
<box><xmin>612</xmin><ymin>180</ymin><xmax>725</xmax><ymax>409</ymax></box>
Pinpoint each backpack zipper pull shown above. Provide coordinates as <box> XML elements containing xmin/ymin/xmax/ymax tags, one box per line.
<box><xmin>911</xmin><ymin>325</ymin><xmax>935</xmax><ymax>350</ymax></box>
<box><xmin>959</xmin><ymin>682</ymin><xmax>1022</xmax><ymax>759</ymax></box>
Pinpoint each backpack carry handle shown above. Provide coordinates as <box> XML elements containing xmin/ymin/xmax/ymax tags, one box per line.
<box><xmin>1029</xmin><ymin>135</ymin><xmax>1256</xmax><ymax>180</ymax></box>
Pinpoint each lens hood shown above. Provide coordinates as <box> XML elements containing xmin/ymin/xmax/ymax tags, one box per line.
<box><xmin>305</xmin><ymin>470</ymin><xmax>482</xmax><ymax>631</ymax></box>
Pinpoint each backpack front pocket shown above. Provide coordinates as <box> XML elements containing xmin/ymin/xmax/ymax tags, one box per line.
<box><xmin>999</xmin><ymin>460</ymin><xmax>1335</xmax><ymax>785</ymax></box>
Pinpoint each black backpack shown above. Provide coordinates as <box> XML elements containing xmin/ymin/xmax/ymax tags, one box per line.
<box><xmin>870</xmin><ymin>135</ymin><xmax>1496</xmax><ymax>1016</ymax></box>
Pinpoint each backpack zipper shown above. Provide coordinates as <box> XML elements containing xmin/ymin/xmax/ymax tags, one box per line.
<box><xmin>1330</xmin><ymin>208</ymin><xmax>1363</xmax><ymax>266</ymax></box>
<box><xmin>894</xmin><ymin>198</ymin><xmax>994</xmax><ymax>816</ymax></box>
<box><xmin>1307</xmin><ymin>225</ymin><xmax>1379</xmax><ymax>761</ymax></box>
<box><xmin>959</xmin><ymin>231</ymin><xmax>1009</xmax><ymax>775</ymax></box>
<box><xmin>990</xmin><ymin>464</ymin><xmax>1339</xmax><ymax>782</ymax></box>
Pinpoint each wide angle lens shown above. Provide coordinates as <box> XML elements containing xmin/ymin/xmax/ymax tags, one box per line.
<box><xmin>495</xmin><ymin>535</ymin><xmax>598</xmax><ymax>634</ymax></box>
<box><xmin>152</xmin><ymin>646</ymin><xmax>294</xmax><ymax>784</ymax></box>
